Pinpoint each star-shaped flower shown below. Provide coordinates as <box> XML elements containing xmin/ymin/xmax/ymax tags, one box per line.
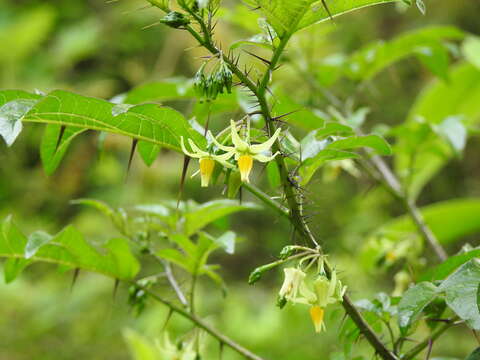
<box><xmin>208</xmin><ymin>120</ymin><xmax>281</xmax><ymax>183</ymax></box>
<box><xmin>180</xmin><ymin>137</ymin><xmax>234</xmax><ymax>187</ymax></box>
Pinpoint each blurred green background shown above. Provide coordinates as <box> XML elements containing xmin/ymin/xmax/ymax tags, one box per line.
<box><xmin>1</xmin><ymin>0</ymin><xmax>479</xmax><ymax>359</ymax></box>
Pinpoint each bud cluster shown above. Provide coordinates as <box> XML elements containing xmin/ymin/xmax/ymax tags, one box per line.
<box><xmin>194</xmin><ymin>60</ymin><xmax>233</xmax><ymax>102</ymax></box>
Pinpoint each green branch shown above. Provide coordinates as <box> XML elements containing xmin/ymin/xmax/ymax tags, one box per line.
<box><xmin>136</xmin><ymin>283</ymin><xmax>267</xmax><ymax>360</ymax></box>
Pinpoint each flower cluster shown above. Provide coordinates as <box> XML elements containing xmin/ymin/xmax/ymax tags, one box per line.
<box><xmin>278</xmin><ymin>267</ymin><xmax>346</xmax><ymax>333</ymax></box>
<box><xmin>181</xmin><ymin>119</ymin><xmax>281</xmax><ymax>187</ymax></box>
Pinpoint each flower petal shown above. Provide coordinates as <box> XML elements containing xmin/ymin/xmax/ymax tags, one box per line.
<box><xmin>252</xmin><ymin>152</ymin><xmax>279</xmax><ymax>163</ymax></box>
<box><xmin>181</xmin><ymin>137</ymin><xmax>200</xmax><ymax>158</ymax></box>
<box><xmin>250</xmin><ymin>127</ymin><xmax>281</xmax><ymax>153</ymax></box>
<box><xmin>230</xmin><ymin>120</ymin><xmax>249</xmax><ymax>152</ymax></box>
<box><xmin>208</xmin><ymin>130</ymin><xmax>235</xmax><ymax>152</ymax></box>
<box><xmin>188</xmin><ymin>139</ymin><xmax>210</xmax><ymax>157</ymax></box>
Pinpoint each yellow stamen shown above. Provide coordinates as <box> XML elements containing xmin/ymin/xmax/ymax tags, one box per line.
<box><xmin>199</xmin><ymin>158</ymin><xmax>215</xmax><ymax>187</ymax></box>
<box><xmin>238</xmin><ymin>155</ymin><xmax>253</xmax><ymax>183</ymax></box>
<box><xmin>309</xmin><ymin>306</ymin><xmax>325</xmax><ymax>333</ymax></box>
<box><xmin>238</xmin><ymin>155</ymin><xmax>253</xmax><ymax>182</ymax></box>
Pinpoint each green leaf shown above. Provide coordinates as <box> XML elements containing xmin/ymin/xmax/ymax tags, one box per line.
<box><xmin>415</xmin><ymin>41</ymin><xmax>450</xmax><ymax>82</ymax></box>
<box><xmin>124</xmin><ymin>80</ymin><xmax>195</xmax><ymax>104</ymax></box>
<box><xmin>3</xmin><ymin>258</ymin><xmax>29</xmax><ymax>284</ymax></box>
<box><xmin>439</xmin><ymin>260</ymin><xmax>480</xmax><ymax>330</ymax></box>
<box><xmin>40</xmin><ymin>124</ymin><xmax>85</xmax><ymax>175</ymax></box>
<box><xmin>420</xmin><ymin>249</ymin><xmax>480</xmax><ymax>282</ymax></box>
<box><xmin>398</xmin><ymin>282</ymin><xmax>438</xmax><ymax>331</ymax></box>
<box><xmin>0</xmin><ymin>217</ymin><xmax>139</xmax><ymax>280</ymax></box>
<box><xmin>394</xmin><ymin>63</ymin><xmax>480</xmax><ymax>199</ymax></box>
<box><xmin>247</xmin><ymin>0</ymin><xmax>400</xmax><ymax>37</ymax></box>
<box><xmin>367</xmin><ymin>198</ymin><xmax>480</xmax><ymax>246</ymax></box>
<box><xmin>272</xmin><ymin>92</ymin><xmax>325</xmax><ymax>130</ymax></box>
<box><xmin>137</xmin><ymin>141</ymin><xmax>161</xmax><ymax>166</ymax></box>
<box><xmin>326</xmin><ymin>135</ymin><xmax>392</xmax><ymax>155</ymax></box>
<box><xmin>183</xmin><ymin>200</ymin><xmax>259</xmax><ymax>236</ymax></box>
<box><xmin>299</xmin><ymin>149</ymin><xmax>359</xmax><ymax>185</ymax></box>
<box><xmin>465</xmin><ymin>348</ymin><xmax>480</xmax><ymax>360</ymax></box>
<box><xmin>463</xmin><ymin>36</ymin><xmax>480</xmax><ymax>70</ymax></box>
<box><xmin>347</xmin><ymin>26</ymin><xmax>464</xmax><ymax>81</ymax></box>
<box><xmin>11</xmin><ymin>89</ymin><xmax>205</xmax><ymax>152</ymax></box>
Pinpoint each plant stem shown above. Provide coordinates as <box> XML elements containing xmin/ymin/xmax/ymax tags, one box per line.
<box><xmin>185</xmin><ymin>17</ymin><xmax>397</xmax><ymax>360</ymax></box>
<box><xmin>136</xmin><ymin>283</ymin><xmax>267</xmax><ymax>360</ymax></box>
<box><xmin>402</xmin><ymin>320</ymin><xmax>455</xmax><ymax>360</ymax></box>
<box><xmin>367</xmin><ymin>153</ymin><xmax>448</xmax><ymax>261</ymax></box>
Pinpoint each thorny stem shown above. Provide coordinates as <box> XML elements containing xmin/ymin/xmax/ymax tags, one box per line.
<box><xmin>402</xmin><ymin>319</ymin><xmax>456</xmax><ymax>360</ymax></box>
<box><xmin>134</xmin><ymin>282</ymin><xmax>267</xmax><ymax>360</ymax></box>
<box><xmin>181</xmin><ymin>14</ymin><xmax>399</xmax><ymax>360</ymax></box>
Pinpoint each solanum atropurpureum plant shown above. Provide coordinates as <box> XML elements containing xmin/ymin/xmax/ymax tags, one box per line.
<box><xmin>1</xmin><ymin>0</ymin><xmax>480</xmax><ymax>359</ymax></box>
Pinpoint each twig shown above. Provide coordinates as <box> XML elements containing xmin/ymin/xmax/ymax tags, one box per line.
<box><xmin>135</xmin><ymin>283</ymin><xmax>267</xmax><ymax>360</ymax></box>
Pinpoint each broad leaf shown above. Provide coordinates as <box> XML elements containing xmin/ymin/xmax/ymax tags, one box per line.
<box><xmin>183</xmin><ymin>200</ymin><xmax>259</xmax><ymax>236</ymax></box>
<box><xmin>247</xmin><ymin>0</ymin><xmax>400</xmax><ymax>37</ymax></box>
<box><xmin>420</xmin><ymin>248</ymin><xmax>480</xmax><ymax>282</ymax></box>
<box><xmin>439</xmin><ymin>260</ymin><xmax>480</xmax><ymax>330</ymax></box>
<box><xmin>394</xmin><ymin>63</ymin><xmax>480</xmax><ymax>199</ymax></box>
<box><xmin>366</xmin><ymin>198</ymin><xmax>480</xmax><ymax>247</ymax></box>
<box><xmin>124</xmin><ymin>80</ymin><xmax>195</xmax><ymax>104</ymax></box>
<box><xmin>347</xmin><ymin>26</ymin><xmax>464</xmax><ymax>81</ymax></box>
<box><xmin>20</xmin><ymin>90</ymin><xmax>205</xmax><ymax>152</ymax></box>
<box><xmin>299</xmin><ymin>149</ymin><xmax>359</xmax><ymax>185</ymax></box>
<box><xmin>326</xmin><ymin>135</ymin><xmax>392</xmax><ymax>155</ymax></box>
<box><xmin>0</xmin><ymin>216</ymin><xmax>139</xmax><ymax>280</ymax></box>
<box><xmin>398</xmin><ymin>282</ymin><xmax>438</xmax><ymax>331</ymax></box>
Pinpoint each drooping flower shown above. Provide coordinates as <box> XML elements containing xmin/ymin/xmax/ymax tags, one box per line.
<box><xmin>209</xmin><ymin>120</ymin><xmax>281</xmax><ymax>183</ymax></box>
<box><xmin>180</xmin><ymin>136</ymin><xmax>234</xmax><ymax>187</ymax></box>
<box><xmin>295</xmin><ymin>270</ymin><xmax>347</xmax><ymax>333</ymax></box>
<box><xmin>156</xmin><ymin>333</ymin><xmax>197</xmax><ymax>360</ymax></box>
<box><xmin>278</xmin><ymin>267</ymin><xmax>306</xmax><ymax>303</ymax></box>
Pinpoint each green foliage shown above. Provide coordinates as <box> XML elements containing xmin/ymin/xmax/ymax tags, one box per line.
<box><xmin>394</xmin><ymin>63</ymin><xmax>480</xmax><ymax>199</ymax></box>
<box><xmin>348</xmin><ymin>26</ymin><xmax>464</xmax><ymax>81</ymax></box>
<box><xmin>0</xmin><ymin>216</ymin><xmax>140</xmax><ymax>281</ymax></box>
<box><xmin>246</xmin><ymin>0</ymin><xmax>400</xmax><ymax>37</ymax></box>
<box><xmin>439</xmin><ymin>260</ymin><xmax>480</xmax><ymax>330</ymax></box>
<box><xmin>397</xmin><ymin>282</ymin><xmax>438</xmax><ymax>331</ymax></box>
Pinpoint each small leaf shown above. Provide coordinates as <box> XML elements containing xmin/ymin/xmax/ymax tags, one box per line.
<box><xmin>439</xmin><ymin>260</ymin><xmax>480</xmax><ymax>330</ymax></box>
<box><xmin>398</xmin><ymin>282</ymin><xmax>438</xmax><ymax>331</ymax></box>
<box><xmin>3</xmin><ymin>258</ymin><xmax>29</xmax><ymax>283</ymax></box>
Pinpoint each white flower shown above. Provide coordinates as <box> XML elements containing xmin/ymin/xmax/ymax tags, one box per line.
<box><xmin>278</xmin><ymin>267</ymin><xmax>306</xmax><ymax>302</ymax></box>
<box><xmin>209</xmin><ymin>120</ymin><xmax>281</xmax><ymax>183</ymax></box>
<box><xmin>180</xmin><ymin>137</ymin><xmax>234</xmax><ymax>187</ymax></box>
